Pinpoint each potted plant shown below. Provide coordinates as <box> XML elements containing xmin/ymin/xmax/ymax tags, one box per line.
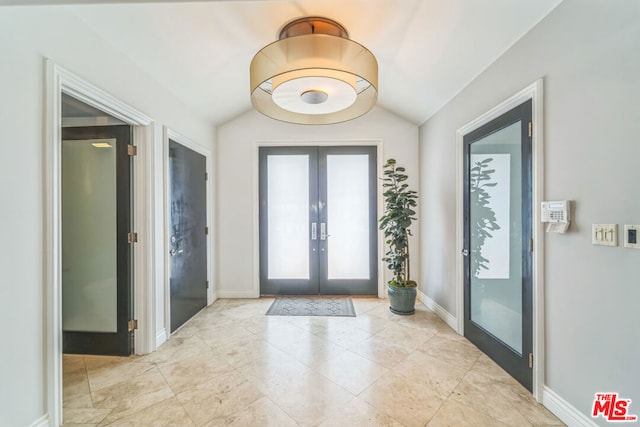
<box><xmin>379</xmin><ymin>159</ymin><xmax>418</xmax><ymax>315</ymax></box>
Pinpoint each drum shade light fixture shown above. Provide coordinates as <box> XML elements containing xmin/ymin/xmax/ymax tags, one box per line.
<box><xmin>250</xmin><ymin>17</ymin><xmax>378</xmax><ymax>125</ymax></box>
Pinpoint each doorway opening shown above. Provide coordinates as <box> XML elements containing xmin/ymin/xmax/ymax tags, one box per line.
<box><xmin>46</xmin><ymin>61</ymin><xmax>155</xmax><ymax>427</ymax></box>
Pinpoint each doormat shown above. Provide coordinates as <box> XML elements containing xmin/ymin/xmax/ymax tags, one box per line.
<box><xmin>266</xmin><ymin>297</ymin><xmax>356</xmax><ymax>317</ymax></box>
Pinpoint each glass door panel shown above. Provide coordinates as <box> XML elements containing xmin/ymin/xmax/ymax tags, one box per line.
<box><xmin>326</xmin><ymin>154</ymin><xmax>370</xmax><ymax>280</ymax></box>
<box><xmin>267</xmin><ymin>155</ymin><xmax>310</xmax><ymax>280</ymax></box>
<box><xmin>62</xmin><ymin>138</ymin><xmax>118</xmax><ymax>333</ymax></box>
<box><xmin>469</xmin><ymin>122</ymin><xmax>522</xmax><ymax>353</ymax></box>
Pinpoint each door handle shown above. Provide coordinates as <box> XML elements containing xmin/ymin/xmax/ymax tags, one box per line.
<box><xmin>311</xmin><ymin>223</ymin><xmax>317</xmax><ymax>240</ymax></box>
<box><xmin>320</xmin><ymin>223</ymin><xmax>327</xmax><ymax>240</ymax></box>
<box><xmin>170</xmin><ymin>235</ymin><xmax>177</xmax><ymax>256</ymax></box>
<box><xmin>461</xmin><ymin>249</ymin><xmax>469</xmax><ymax>256</ymax></box>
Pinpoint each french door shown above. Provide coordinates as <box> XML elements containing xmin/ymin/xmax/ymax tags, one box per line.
<box><xmin>463</xmin><ymin>100</ymin><xmax>533</xmax><ymax>390</ymax></box>
<box><xmin>259</xmin><ymin>146</ymin><xmax>377</xmax><ymax>295</ymax></box>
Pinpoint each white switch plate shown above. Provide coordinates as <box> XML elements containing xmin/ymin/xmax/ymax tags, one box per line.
<box><xmin>624</xmin><ymin>224</ymin><xmax>640</xmax><ymax>249</ymax></box>
<box><xmin>592</xmin><ymin>224</ymin><xmax>618</xmax><ymax>246</ymax></box>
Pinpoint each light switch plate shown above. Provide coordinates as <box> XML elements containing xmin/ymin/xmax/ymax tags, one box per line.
<box><xmin>592</xmin><ymin>224</ymin><xmax>618</xmax><ymax>246</ymax></box>
<box><xmin>624</xmin><ymin>224</ymin><xmax>640</xmax><ymax>249</ymax></box>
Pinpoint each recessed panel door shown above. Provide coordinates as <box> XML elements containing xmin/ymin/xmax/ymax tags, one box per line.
<box><xmin>169</xmin><ymin>140</ymin><xmax>208</xmax><ymax>332</ymax></box>
<box><xmin>62</xmin><ymin>125</ymin><xmax>132</xmax><ymax>356</ymax></box>
<box><xmin>463</xmin><ymin>100</ymin><xmax>533</xmax><ymax>390</ymax></box>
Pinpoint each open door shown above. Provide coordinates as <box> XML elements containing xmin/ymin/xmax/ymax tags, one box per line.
<box><xmin>62</xmin><ymin>125</ymin><xmax>133</xmax><ymax>356</ymax></box>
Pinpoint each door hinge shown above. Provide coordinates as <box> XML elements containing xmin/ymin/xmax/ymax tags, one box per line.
<box><xmin>528</xmin><ymin>122</ymin><xmax>533</xmax><ymax>137</ymax></box>
<box><xmin>128</xmin><ymin>319</ymin><xmax>138</xmax><ymax>332</ymax></box>
<box><xmin>128</xmin><ymin>232</ymin><xmax>138</xmax><ymax>243</ymax></box>
<box><xmin>529</xmin><ymin>238</ymin><xmax>534</xmax><ymax>252</ymax></box>
<box><xmin>529</xmin><ymin>353</ymin><xmax>534</xmax><ymax>368</ymax></box>
<box><xmin>205</xmin><ymin>172</ymin><xmax>208</xmax><ymax>181</ymax></box>
<box><xmin>205</xmin><ymin>226</ymin><xmax>209</xmax><ymax>235</ymax></box>
<box><xmin>206</xmin><ymin>280</ymin><xmax>209</xmax><ymax>289</ymax></box>
<box><xmin>127</xmin><ymin>144</ymin><xmax>138</xmax><ymax>156</ymax></box>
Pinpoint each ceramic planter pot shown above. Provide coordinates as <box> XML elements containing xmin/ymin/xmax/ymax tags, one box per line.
<box><xmin>387</xmin><ymin>284</ymin><xmax>416</xmax><ymax>315</ymax></box>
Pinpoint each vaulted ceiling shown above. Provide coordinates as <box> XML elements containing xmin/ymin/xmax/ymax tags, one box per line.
<box><xmin>4</xmin><ymin>0</ymin><xmax>563</xmax><ymax>126</ymax></box>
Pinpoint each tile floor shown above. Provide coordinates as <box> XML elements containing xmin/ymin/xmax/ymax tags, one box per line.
<box><xmin>62</xmin><ymin>298</ymin><xmax>564</xmax><ymax>426</ymax></box>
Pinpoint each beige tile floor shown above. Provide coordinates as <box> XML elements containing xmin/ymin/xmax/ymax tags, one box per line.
<box><xmin>62</xmin><ymin>298</ymin><xmax>564</xmax><ymax>426</ymax></box>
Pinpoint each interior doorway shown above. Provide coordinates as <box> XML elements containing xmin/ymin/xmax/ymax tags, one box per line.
<box><xmin>46</xmin><ymin>61</ymin><xmax>155</xmax><ymax>427</ymax></box>
<box><xmin>455</xmin><ymin>80</ymin><xmax>544</xmax><ymax>400</ymax></box>
<box><xmin>259</xmin><ymin>146</ymin><xmax>378</xmax><ymax>295</ymax></box>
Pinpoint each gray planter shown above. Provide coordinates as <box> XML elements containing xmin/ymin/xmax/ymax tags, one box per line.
<box><xmin>387</xmin><ymin>285</ymin><xmax>416</xmax><ymax>315</ymax></box>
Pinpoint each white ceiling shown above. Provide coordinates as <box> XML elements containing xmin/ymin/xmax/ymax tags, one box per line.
<box><xmin>15</xmin><ymin>0</ymin><xmax>563</xmax><ymax>126</ymax></box>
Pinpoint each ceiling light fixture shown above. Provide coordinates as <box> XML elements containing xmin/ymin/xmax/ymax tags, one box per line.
<box><xmin>250</xmin><ymin>17</ymin><xmax>378</xmax><ymax>125</ymax></box>
<box><xmin>91</xmin><ymin>142</ymin><xmax>112</xmax><ymax>148</ymax></box>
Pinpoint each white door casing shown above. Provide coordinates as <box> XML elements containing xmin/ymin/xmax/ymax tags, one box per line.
<box><xmin>455</xmin><ymin>79</ymin><xmax>544</xmax><ymax>401</ymax></box>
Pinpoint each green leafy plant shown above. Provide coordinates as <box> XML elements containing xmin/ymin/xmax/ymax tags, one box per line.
<box><xmin>470</xmin><ymin>157</ymin><xmax>500</xmax><ymax>277</ymax></box>
<box><xmin>379</xmin><ymin>159</ymin><xmax>418</xmax><ymax>288</ymax></box>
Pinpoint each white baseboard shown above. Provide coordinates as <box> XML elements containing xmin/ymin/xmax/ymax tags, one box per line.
<box><xmin>216</xmin><ymin>289</ymin><xmax>258</xmax><ymax>298</ymax></box>
<box><xmin>542</xmin><ymin>386</ymin><xmax>598</xmax><ymax>427</ymax></box>
<box><xmin>29</xmin><ymin>414</ymin><xmax>49</xmax><ymax>427</ymax></box>
<box><xmin>155</xmin><ymin>328</ymin><xmax>167</xmax><ymax>348</ymax></box>
<box><xmin>417</xmin><ymin>289</ymin><xmax>459</xmax><ymax>333</ymax></box>
<box><xmin>414</xmin><ymin>295</ymin><xmax>595</xmax><ymax>427</ymax></box>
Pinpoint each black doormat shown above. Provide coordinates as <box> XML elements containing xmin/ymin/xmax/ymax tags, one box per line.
<box><xmin>266</xmin><ymin>297</ymin><xmax>356</xmax><ymax>317</ymax></box>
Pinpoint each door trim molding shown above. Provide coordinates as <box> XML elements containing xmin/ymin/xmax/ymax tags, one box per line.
<box><xmin>45</xmin><ymin>60</ymin><xmax>155</xmax><ymax>427</ymax></box>
<box><xmin>455</xmin><ymin>79</ymin><xmax>544</xmax><ymax>400</ymax></box>
<box><xmin>253</xmin><ymin>140</ymin><xmax>385</xmax><ymax>298</ymax></box>
<box><xmin>163</xmin><ymin>127</ymin><xmax>215</xmax><ymax>341</ymax></box>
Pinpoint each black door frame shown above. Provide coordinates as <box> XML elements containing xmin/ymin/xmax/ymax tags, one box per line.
<box><xmin>259</xmin><ymin>145</ymin><xmax>378</xmax><ymax>296</ymax></box>
<box><xmin>463</xmin><ymin>99</ymin><xmax>533</xmax><ymax>390</ymax></box>
<box><xmin>61</xmin><ymin>125</ymin><xmax>133</xmax><ymax>356</ymax></box>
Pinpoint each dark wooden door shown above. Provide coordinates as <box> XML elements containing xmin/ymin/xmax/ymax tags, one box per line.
<box><xmin>169</xmin><ymin>140</ymin><xmax>208</xmax><ymax>332</ymax></box>
<box><xmin>62</xmin><ymin>125</ymin><xmax>133</xmax><ymax>356</ymax></box>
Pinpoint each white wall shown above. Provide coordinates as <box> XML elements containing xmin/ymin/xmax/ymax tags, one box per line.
<box><xmin>419</xmin><ymin>0</ymin><xmax>640</xmax><ymax>424</ymax></box>
<box><xmin>217</xmin><ymin>107</ymin><xmax>419</xmax><ymax>298</ymax></box>
<box><xmin>0</xmin><ymin>7</ymin><xmax>214</xmax><ymax>426</ymax></box>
